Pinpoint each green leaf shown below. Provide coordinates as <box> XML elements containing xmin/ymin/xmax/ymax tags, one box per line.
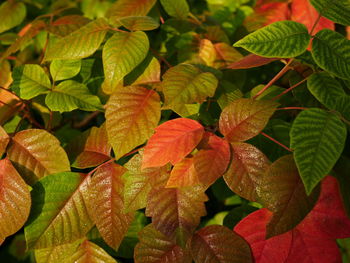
<box><xmin>310</xmin><ymin>0</ymin><xmax>350</xmax><ymax>26</ymax></box>
<box><xmin>160</xmin><ymin>0</ymin><xmax>190</xmax><ymax>19</ymax></box>
<box><xmin>68</xmin><ymin>240</ymin><xmax>117</xmax><ymax>263</ymax></box>
<box><xmin>24</xmin><ymin>172</ymin><xmax>93</xmax><ymax>249</ymax></box>
<box><xmin>290</xmin><ymin>109</ymin><xmax>347</xmax><ymax>194</ymax></box>
<box><xmin>44</xmin><ymin>18</ymin><xmax>109</xmax><ymax>61</ymax></box>
<box><xmin>234</xmin><ymin>21</ymin><xmax>311</xmax><ymax>58</ymax></box>
<box><xmin>112</xmin><ymin>16</ymin><xmax>159</xmax><ymax>31</ymax></box>
<box><xmin>12</xmin><ymin>64</ymin><xmax>51</xmax><ymax>100</ymax></box>
<box><xmin>312</xmin><ymin>29</ymin><xmax>350</xmax><ymax>80</ymax></box>
<box><xmin>45</xmin><ymin>80</ymin><xmax>103</xmax><ymax>112</ymax></box>
<box><xmin>102</xmin><ymin>31</ymin><xmax>149</xmax><ymax>94</ymax></box>
<box><xmin>307</xmin><ymin>72</ymin><xmax>350</xmax><ymax>120</ymax></box>
<box><xmin>162</xmin><ymin>64</ymin><xmax>218</xmax><ymax>115</ymax></box>
<box><xmin>50</xmin><ymin>59</ymin><xmax>82</xmax><ymax>81</ymax></box>
<box><xmin>0</xmin><ymin>1</ymin><xmax>26</xmax><ymax>34</ymax></box>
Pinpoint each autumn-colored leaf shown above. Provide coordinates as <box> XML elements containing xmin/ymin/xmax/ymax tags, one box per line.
<box><xmin>105</xmin><ymin>86</ymin><xmax>160</xmax><ymax>160</ymax></box>
<box><xmin>0</xmin><ymin>159</ymin><xmax>31</xmax><ymax>241</ymax></box>
<box><xmin>166</xmin><ymin>158</ymin><xmax>199</xmax><ymax>188</ymax></box>
<box><xmin>142</xmin><ymin>118</ymin><xmax>204</xmax><ymax>169</ymax></box>
<box><xmin>224</xmin><ymin>142</ymin><xmax>270</xmax><ymax>202</ymax></box>
<box><xmin>131</xmin><ymin>57</ymin><xmax>161</xmax><ymax>85</ymax></box>
<box><xmin>0</xmin><ymin>126</ymin><xmax>9</xmax><ymax>156</ymax></box>
<box><xmin>47</xmin><ymin>15</ymin><xmax>91</xmax><ymax>37</ymax></box>
<box><xmin>134</xmin><ymin>224</ymin><xmax>192</xmax><ymax>263</ymax></box>
<box><xmin>7</xmin><ymin>129</ymin><xmax>71</xmax><ymax>184</ymax></box>
<box><xmin>107</xmin><ymin>0</ymin><xmax>157</xmax><ymax>18</ymax></box>
<box><xmin>214</xmin><ymin>42</ymin><xmax>243</xmax><ymax>68</ymax></box>
<box><xmin>190</xmin><ymin>225</ymin><xmax>252</xmax><ymax>263</ymax></box>
<box><xmin>68</xmin><ymin>240</ymin><xmax>117</xmax><ymax>263</ymax></box>
<box><xmin>35</xmin><ymin>239</ymin><xmax>82</xmax><ymax>263</ymax></box>
<box><xmin>0</xmin><ymin>1</ymin><xmax>26</xmax><ymax>34</ymax></box>
<box><xmin>219</xmin><ymin>98</ymin><xmax>279</xmax><ymax>142</ymax></box>
<box><xmin>227</xmin><ymin>54</ymin><xmax>279</xmax><ymax>69</ymax></box>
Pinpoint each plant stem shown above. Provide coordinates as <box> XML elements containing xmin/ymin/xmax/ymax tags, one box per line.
<box><xmin>253</xmin><ymin>59</ymin><xmax>294</xmax><ymax>100</ymax></box>
<box><xmin>277</xmin><ymin>107</ymin><xmax>308</xmax><ymax>111</ymax></box>
<box><xmin>260</xmin><ymin>132</ymin><xmax>293</xmax><ymax>152</ymax></box>
<box><xmin>150</xmin><ymin>48</ymin><xmax>172</xmax><ymax>68</ymax></box>
<box><xmin>272</xmin><ymin>77</ymin><xmax>308</xmax><ymax>101</ymax></box>
<box><xmin>309</xmin><ymin>13</ymin><xmax>322</xmax><ymax>36</ymax></box>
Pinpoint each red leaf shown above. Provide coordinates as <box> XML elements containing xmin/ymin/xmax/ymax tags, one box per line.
<box><xmin>191</xmin><ymin>225</ymin><xmax>252</xmax><ymax>263</ymax></box>
<box><xmin>142</xmin><ymin>118</ymin><xmax>204</xmax><ymax>169</ymax></box>
<box><xmin>166</xmin><ymin>158</ymin><xmax>200</xmax><ymax>188</ymax></box>
<box><xmin>227</xmin><ymin>54</ymin><xmax>279</xmax><ymax>69</ymax></box>
<box><xmin>255</xmin><ymin>0</ymin><xmax>290</xmax><ymax>25</ymax></box>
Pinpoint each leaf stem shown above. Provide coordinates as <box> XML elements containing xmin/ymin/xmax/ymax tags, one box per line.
<box><xmin>309</xmin><ymin>13</ymin><xmax>322</xmax><ymax>36</ymax></box>
<box><xmin>277</xmin><ymin>107</ymin><xmax>308</xmax><ymax>111</ymax></box>
<box><xmin>272</xmin><ymin>77</ymin><xmax>308</xmax><ymax>101</ymax></box>
<box><xmin>260</xmin><ymin>132</ymin><xmax>293</xmax><ymax>152</ymax></box>
<box><xmin>150</xmin><ymin>48</ymin><xmax>172</xmax><ymax>68</ymax></box>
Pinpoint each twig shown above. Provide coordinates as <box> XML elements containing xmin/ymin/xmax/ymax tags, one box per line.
<box><xmin>309</xmin><ymin>13</ymin><xmax>322</xmax><ymax>36</ymax></box>
<box><xmin>260</xmin><ymin>132</ymin><xmax>293</xmax><ymax>152</ymax></box>
<box><xmin>272</xmin><ymin>78</ymin><xmax>308</xmax><ymax>101</ymax></box>
<box><xmin>277</xmin><ymin>107</ymin><xmax>308</xmax><ymax>111</ymax></box>
<box><xmin>73</xmin><ymin>111</ymin><xmax>100</xmax><ymax>129</ymax></box>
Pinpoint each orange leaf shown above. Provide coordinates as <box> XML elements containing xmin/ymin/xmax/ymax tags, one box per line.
<box><xmin>227</xmin><ymin>54</ymin><xmax>279</xmax><ymax>69</ymax></box>
<box><xmin>0</xmin><ymin>158</ymin><xmax>31</xmax><ymax>241</ymax></box>
<box><xmin>0</xmin><ymin>126</ymin><xmax>9</xmax><ymax>156</ymax></box>
<box><xmin>142</xmin><ymin>118</ymin><xmax>204</xmax><ymax>169</ymax></box>
<box><xmin>214</xmin><ymin>42</ymin><xmax>243</xmax><ymax>68</ymax></box>
<box><xmin>166</xmin><ymin>158</ymin><xmax>200</xmax><ymax>188</ymax></box>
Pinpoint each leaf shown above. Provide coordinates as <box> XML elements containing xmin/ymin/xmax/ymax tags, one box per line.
<box><xmin>105</xmin><ymin>86</ymin><xmax>160</xmax><ymax>160</ymax></box>
<box><xmin>47</xmin><ymin>15</ymin><xmax>91</xmax><ymax>37</ymax></box>
<box><xmin>257</xmin><ymin>155</ymin><xmax>320</xmax><ymax>238</ymax></box>
<box><xmin>162</xmin><ymin>64</ymin><xmax>218</xmax><ymax>114</ymax></box>
<box><xmin>310</xmin><ymin>0</ymin><xmax>350</xmax><ymax>26</ymax></box>
<box><xmin>312</xmin><ymin>29</ymin><xmax>350</xmax><ymax>80</ymax></box>
<box><xmin>0</xmin><ymin>126</ymin><xmax>9</xmax><ymax>156</ymax></box>
<box><xmin>7</xmin><ymin>129</ymin><xmax>70</xmax><ymax>185</ymax></box>
<box><xmin>35</xmin><ymin>240</ymin><xmax>82</xmax><ymax>263</ymax></box>
<box><xmin>166</xmin><ymin>158</ymin><xmax>199</xmax><ymax>188</ymax></box>
<box><xmin>142</xmin><ymin>118</ymin><xmax>205</xmax><ymax>169</ymax></box>
<box><xmin>130</xmin><ymin>57</ymin><xmax>161</xmax><ymax>85</ymax></box>
<box><xmin>12</xmin><ymin>64</ymin><xmax>51</xmax><ymax>100</ymax></box>
<box><xmin>44</xmin><ymin>18</ymin><xmax>109</xmax><ymax>61</ymax></box>
<box><xmin>24</xmin><ymin>172</ymin><xmax>93</xmax><ymax>249</ymax></box>
<box><xmin>50</xmin><ymin>59</ymin><xmax>82</xmax><ymax>81</ymax></box>
<box><xmin>115</xmin><ymin>16</ymin><xmax>159</xmax><ymax>31</ymax></box>
<box><xmin>106</xmin><ymin>0</ymin><xmax>157</xmax><ymax>18</ymax></box>
<box><xmin>234</xmin><ymin>21</ymin><xmax>311</xmax><ymax>58</ymax></box>
<box><xmin>223</xmin><ymin>142</ymin><xmax>270</xmax><ymax>202</ymax></box>
<box><xmin>102</xmin><ymin>31</ymin><xmax>149</xmax><ymax>94</ymax></box>
<box><xmin>227</xmin><ymin>54</ymin><xmax>279</xmax><ymax>69</ymax></box>
<box><xmin>134</xmin><ymin>224</ymin><xmax>192</xmax><ymax>263</ymax></box>
<box><xmin>0</xmin><ymin>1</ymin><xmax>26</xmax><ymax>34</ymax></box>
<box><xmin>68</xmin><ymin>240</ymin><xmax>117</xmax><ymax>263</ymax></box>
<box><xmin>190</xmin><ymin>225</ymin><xmax>252</xmax><ymax>263</ymax></box>
<box><xmin>0</xmin><ymin>159</ymin><xmax>31</xmax><ymax>241</ymax></box>
<box><xmin>219</xmin><ymin>98</ymin><xmax>279</xmax><ymax>142</ymax></box>
<box><xmin>66</xmin><ymin>124</ymin><xmax>111</xmax><ymax>169</ymax></box>
<box><xmin>213</xmin><ymin>42</ymin><xmax>243</xmax><ymax>68</ymax></box>
<box><xmin>87</xmin><ymin>162</ymin><xmax>134</xmax><ymax>250</ymax></box>
<box><xmin>160</xmin><ymin>0</ymin><xmax>190</xmax><ymax>19</ymax></box>
<box><xmin>290</xmin><ymin>109</ymin><xmax>347</xmax><ymax>194</ymax></box>
<box><xmin>45</xmin><ymin>80</ymin><xmax>103</xmax><ymax>112</ymax></box>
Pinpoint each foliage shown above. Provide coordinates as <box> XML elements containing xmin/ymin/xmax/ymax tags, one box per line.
<box><xmin>0</xmin><ymin>0</ymin><xmax>350</xmax><ymax>262</ymax></box>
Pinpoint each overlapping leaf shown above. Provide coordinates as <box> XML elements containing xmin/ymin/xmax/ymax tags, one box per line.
<box><xmin>312</xmin><ymin>29</ymin><xmax>350</xmax><ymax>80</ymax></box>
<box><xmin>130</xmin><ymin>57</ymin><xmax>161</xmax><ymax>85</ymax></box>
<box><xmin>7</xmin><ymin>129</ymin><xmax>70</xmax><ymax>184</ymax></box>
<box><xmin>310</xmin><ymin>0</ymin><xmax>350</xmax><ymax>26</ymax></box>
<box><xmin>160</xmin><ymin>0</ymin><xmax>190</xmax><ymax>19</ymax></box>
<box><xmin>134</xmin><ymin>224</ymin><xmax>192</xmax><ymax>263</ymax></box>
<box><xmin>219</xmin><ymin>98</ymin><xmax>279</xmax><ymax>142</ymax></box>
<box><xmin>115</xmin><ymin>16</ymin><xmax>159</xmax><ymax>31</ymax></box>
<box><xmin>106</xmin><ymin>0</ymin><xmax>156</xmax><ymax>18</ymax></box>
<box><xmin>0</xmin><ymin>126</ymin><xmax>9</xmax><ymax>156</ymax></box>
<box><xmin>50</xmin><ymin>59</ymin><xmax>82</xmax><ymax>81</ymax></box>
<box><xmin>44</xmin><ymin>18</ymin><xmax>109</xmax><ymax>61</ymax></box>
<box><xmin>102</xmin><ymin>31</ymin><xmax>149</xmax><ymax>94</ymax></box>
<box><xmin>290</xmin><ymin>109</ymin><xmax>347</xmax><ymax>194</ymax></box>
<box><xmin>24</xmin><ymin>172</ymin><xmax>93</xmax><ymax>249</ymax></box>
<box><xmin>234</xmin><ymin>21</ymin><xmax>310</xmax><ymax>58</ymax></box>
<box><xmin>257</xmin><ymin>155</ymin><xmax>320</xmax><ymax>238</ymax></box>
<box><xmin>213</xmin><ymin>42</ymin><xmax>243</xmax><ymax>68</ymax></box>
<box><xmin>142</xmin><ymin>118</ymin><xmax>204</xmax><ymax>169</ymax></box>
<box><xmin>47</xmin><ymin>15</ymin><xmax>91</xmax><ymax>37</ymax></box>
<box><xmin>35</xmin><ymin>240</ymin><xmax>82</xmax><ymax>263</ymax></box>
<box><xmin>45</xmin><ymin>80</ymin><xmax>103</xmax><ymax>112</ymax></box>
<box><xmin>166</xmin><ymin>158</ymin><xmax>199</xmax><ymax>188</ymax></box>
<box><xmin>190</xmin><ymin>225</ymin><xmax>252</xmax><ymax>263</ymax></box>
<box><xmin>224</xmin><ymin>142</ymin><xmax>270</xmax><ymax>201</ymax></box>
<box><xmin>105</xmin><ymin>86</ymin><xmax>160</xmax><ymax>160</ymax></box>
<box><xmin>0</xmin><ymin>1</ymin><xmax>26</xmax><ymax>34</ymax></box>
<box><xmin>87</xmin><ymin>162</ymin><xmax>134</xmax><ymax>251</ymax></box>
<box><xmin>0</xmin><ymin>159</ymin><xmax>31</xmax><ymax>241</ymax></box>
<box><xmin>227</xmin><ymin>54</ymin><xmax>279</xmax><ymax>69</ymax></box>
<box><xmin>68</xmin><ymin>240</ymin><xmax>117</xmax><ymax>263</ymax></box>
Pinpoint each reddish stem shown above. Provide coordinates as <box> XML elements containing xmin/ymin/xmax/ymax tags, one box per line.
<box><xmin>123</xmin><ymin>146</ymin><xmax>144</xmax><ymax>158</ymax></box>
<box><xmin>272</xmin><ymin>77</ymin><xmax>308</xmax><ymax>101</ymax></box>
<box><xmin>277</xmin><ymin>107</ymin><xmax>308</xmax><ymax>111</ymax></box>
<box><xmin>260</xmin><ymin>132</ymin><xmax>293</xmax><ymax>152</ymax></box>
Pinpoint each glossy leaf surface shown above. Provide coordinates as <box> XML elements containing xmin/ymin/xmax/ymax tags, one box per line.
<box><xmin>310</xmin><ymin>0</ymin><xmax>350</xmax><ymax>26</ymax></box>
<box><xmin>50</xmin><ymin>60</ymin><xmax>82</xmax><ymax>81</ymax></box>
<box><xmin>68</xmin><ymin>240</ymin><xmax>117</xmax><ymax>263</ymax></box>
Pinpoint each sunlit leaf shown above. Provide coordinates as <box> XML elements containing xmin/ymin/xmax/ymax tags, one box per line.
<box><xmin>45</xmin><ymin>80</ymin><xmax>103</xmax><ymax>112</ymax></box>
<box><xmin>130</xmin><ymin>57</ymin><xmax>161</xmax><ymax>85</ymax></box>
<box><xmin>0</xmin><ymin>126</ymin><xmax>9</xmax><ymax>156</ymax></box>
<box><xmin>290</xmin><ymin>109</ymin><xmax>347</xmax><ymax>194</ymax></box>
<box><xmin>0</xmin><ymin>1</ymin><xmax>26</xmax><ymax>34</ymax></box>
<box><xmin>25</xmin><ymin>172</ymin><xmax>93</xmax><ymax>249</ymax></box>
<box><xmin>0</xmin><ymin>159</ymin><xmax>31</xmax><ymax>241</ymax></box>
<box><xmin>219</xmin><ymin>98</ymin><xmax>279</xmax><ymax>142</ymax></box>
<box><xmin>68</xmin><ymin>240</ymin><xmax>117</xmax><ymax>263</ymax></box>
<box><xmin>106</xmin><ymin>86</ymin><xmax>160</xmax><ymax>160</ymax></box>
<box><xmin>114</xmin><ymin>16</ymin><xmax>159</xmax><ymax>31</ymax></box>
<box><xmin>224</xmin><ymin>142</ymin><xmax>270</xmax><ymax>201</ymax></box>
<box><xmin>142</xmin><ymin>118</ymin><xmax>204</xmax><ymax>169</ymax></box>
<box><xmin>166</xmin><ymin>158</ymin><xmax>199</xmax><ymax>188</ymax></box>
<box><xmin>234</xmin><ymin>21</ymin><xmax>310</xmax><ymax>58</ymax></box>
<box><xmin>50</xmin><ymin>59</ymin><xmax>82</xmax><ymax>81</ymax></box>
<box><xmin>87</xmin><ymin>162</ymin><xmax>134</xmax><ymax>250</ymax></box>
<box><xmin>310</xmin><ymin>0</ymin><xmax>350</xmax><ymax>26</ymax></box>
<box><xmin>190</xmin><ymin>225</ymin><xmax>252</xmax><ymax>263</ymax></box>
<box><xmin>107</xmin><ymin>0</ymin><xmax>157</xmax><ymax>18</ymax></box>
<box><xmin>7</xmin><ymin>129</ymin><xmax>70</xmax><ymax>184</ymax></box>
<box><xmin>35</xmin><ymin>240</ymin><xmax>82</xmax><ymax>263</ymax></box>
<box><xmin>214</xmin><ymin>42</ymin><xmax>243</xmax><ymax>68</ymax></box>
<box><xmin>160</xmin><ymin>0</ymin><xmax>189</xmax><ymax>19</ymax></box>
<box><xmin>102</xmin><ymin>31</ymin><xmax>149</xmax><ymax>94</ymax></box>
<box><xmin>47</xmin><ymin>15</ymin><xmax>91</xmax><ymax>37</ymax></box>
<box><xmin>44</xmin><ymin>18</ymin><xmax>109</xmax><ymax>61</ymax></box>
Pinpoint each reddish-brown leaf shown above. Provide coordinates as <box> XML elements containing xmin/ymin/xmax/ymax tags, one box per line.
<box><xmin>66</xmin><ymin>124</ymin><xmax>111</xmax><ymax>169</ymax></box>
<box><xmin>107</xmin><ymin>0</ymin><xmax>157</xmax><ymax>18</ymax></box>
<box><xmin>227</xmin><ymin>54</ymin><xmax>279</xmax><ymax>69</ymax></box>
<box><xmin>166</xmin><ymin>158</ymin><xmax>200</xmax><ymax>188</ymax></box>
<box><xmin>142</xmin><ymin>118</ymin><xmax>204</xmax><ymax>169</ymax></box>
<box><xmin>106</xmin><ymin>86</ymin><xmax>161</xmax><ymax>160</ymax></box>
<box><xmin>7</xmin><ymin>129</ymin><xmax>70</xmax><ymax>184</ymax></box>
<box><xmin>69</xmin><ymin>240</ymin><xmax>117</xmax><ymax>262</ymax></box>
<box><xmin>191</xmin><ymin>225</ymin><xmax>252</xmax><ymax>263</ymax></box>
<box><xmin>0</xmin><ymin>126</ymin><xmax>9</xmax><ymax>156</ymax></box>
<box><xmin>0</xmin><ymin>158</ymin><xmax>31</xmax><ymax>241</ymax></box>
<box><xmin>214</xmin><ymin>42</ymin><xmax>243</xmax><ymax>68</ymax></box>
<box><xmin>223</xmin><ymin>142</ymin><xmax>270</xmax><ymax>202</ymax></box>
<box><xmin>48</xmin><ymin>15</ymin><xmax>91</xmax><ymax>37</ymax></box>
<box><xmin>219</xmin><ymin>98</ymin><xmax>279</xmax><ymax>142</ymax></box>
<box><xmin>87</xmin><ymin>162</ymin><xmax>134</xmax><ymax>250</ymax></box>
<box><xmin>134</xmin><ymin>224</ymin><xmax>192</xmax><ymax>263</ymax></box>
